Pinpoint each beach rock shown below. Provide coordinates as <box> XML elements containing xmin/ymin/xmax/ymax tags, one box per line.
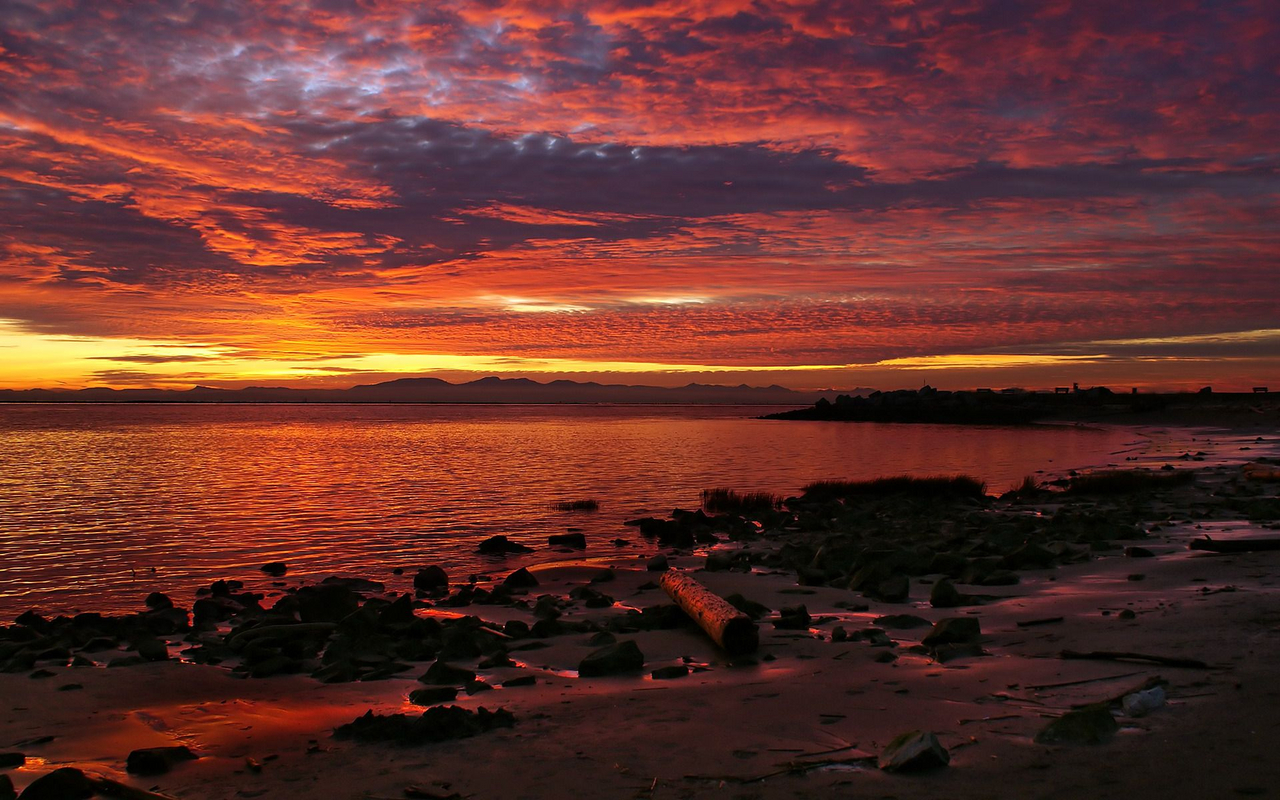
<box><xmin>831</xmin><ymin>626</ymin><xmax>849</xmax><ymax>642</ymax></box>
<box><xmin>0</xmin><ymin>774</ymin><xmax>13</xmax><ymax>800</ymax></box>
<box><xmin>569</xmin><ymin>585</ymin><xmax>614</xmax><ymax>608</ymax></box>
<box><xmin>922</xmin><ymin>617</ymin><xmax>981</xmax><ymax>646</ymax></box>
<box><xmin>646</xmin><ymin>554</ymin><xmax>669</xmax><ymax>572</ymax></box>
<box><xmin>477</xmin><ymin>535</ymin><xmax>533</xmax><ymax>555</ymax></box>
<box><xmin>261</xmin><ymin>561</ymin><xmax>288</xmax><ymax>577</ymax></box>
<box><xmin>874</xmin><ymin>614</ymin><xmax>932</xmax><ymax>630</ymax></box>
<box><xmin>501</xmin><ymin>568</ymin><xmax>539</xmax><ymax>590</ymax></box>
<box><xmin>321</xmin><ymin>576</ymin><xmax>385</xmax><ymax>593</ymax></box>
<box><xmin>414</xmin><ymin>566</ymin><xmax>449</xmax><ymax>592</ymax></box>
<box><xmin>548</xmin><ymin>532</ymin><xmax>587</xmax><ymax>548</ymax></box>
<box><xmin>1121</xmin><ymin>686</ymin><xmax>1166</xmax><ymax>717</ymax></box>
<box><xmin>408</xmin><ymin>686</ymin><xmax>459</xmax><ymax>706</ymax></box>
<box><xmin>1124</xmin><ymin>546</ymin><xmax>1155</xmax><ymax>558</ymax></box>
<box><xmin>419</xmin><ymin>661</ymin><xmax>476</xmax><ymax>686</ymax></box>
<box><xmin>1034</xmin><ymin>704</ymin><xmax>1118</xmax><ymax>745</ymax></box>
<box><xmin>878</xmin><ymin>731</ymin><xmax>950</xmax><ymax>772</ymax></box>
<box><xmin>929</xmin><ymin>578</ymin><xmax>963</xmax><ymax>608</ymax></box>
<box><xmin>503</xmin><ymin>619</ymin><xmax>530</xmax><ymax>638</ymax></box>
<box><xmin>651</xmin><ymin>665</ymin><xmax>689</xmax><ymax>680</ymax></box>
<box><xmin>0</xmin><ymin>753</ymin><xmax>24</xmax><ymax>768</ymax></box>
<box><xmin>335</xmin><ymin>706</ymin><xmax>515</xmax><ymax>746</ymax></box>
<box><xmin>588</xmin><ymin>568</ymin><xmax>615</xmax><ymax>583</ymax></box>
<box><xmin>1119</xmin><ymin>609</ymin><xmax>1136</xmax><ymax>620</ymax></box>
<box><xmin>725</xmin><ymin>594</ymin><xmax>770</xmax><ymax>620</ymax></box>
<box><xmin>126</xmin><ymin>745</ymin><xmax>197</xmax><ymax>775</ymax></box>
<box><xmin>773</xmin><ymin>605</ymin><xmax>811</xmax><ymax>630</ymax></box>
<box><xmin>135</xmin><ymin>637</ymin><xmax>168</xmax><ymax>661</ymax></box>
<box><xmin>502</xmin><ymin>674</ymin><xmax>537</xmax><ymax>687</ymax></box>
<box><xmin>295</xmin><ymin>584</ymin><xmax>359</xmax><ymax>623</ymax></box>
<box><xmin>578</xmin><ymin>640</ymin><xmax>644</xmax><ymax>677</ymax></box>
<box><xmin>704</xmin><ymin>553</ymin><xmax>734</xmax><ymax>572</ymax></box>
<box><xmin>875</xmin><ymin>574</ymin><xmax>910</xmax><ymax>603</ymax></box>
<box><xmin>932</xmin><ymin>642</ymin><xmax>987</xmax><ymax>662</ymax></box>
<box><xmin>15</xmin><ymin>767</ymin><xmax>93</xmax><ymax>800</ymax></box>
<box><xmin>465</xmin><ymin>680</ymin><xmax>493</xmax><ymax>694</ymax></box>
<box><xmin>144</xmin><ymin>592</ymin><xmax>174</xmax><ymax>610</ymax></box>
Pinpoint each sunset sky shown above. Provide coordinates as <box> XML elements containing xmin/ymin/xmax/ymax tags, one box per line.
<box><xmin>1</xmin><ymin>0</ymin><xmax>1277</xmax><ymax>391</ymax></box>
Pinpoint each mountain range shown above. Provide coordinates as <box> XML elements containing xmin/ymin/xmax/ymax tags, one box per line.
<box><xmin>0</xmin><ymin>376</ymin><xmax>860</xmax><ymax>405</ymax></box>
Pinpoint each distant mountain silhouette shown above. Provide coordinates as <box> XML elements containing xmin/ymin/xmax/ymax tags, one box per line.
<box><xmin>0</xmin><ymin>376</ymin><xmax>870</xmax><ymax>405</ymax></box>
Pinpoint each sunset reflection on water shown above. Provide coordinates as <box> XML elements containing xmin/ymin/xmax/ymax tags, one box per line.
<box><xmin>0</xmin><ymin>404</ymin><xmax>1143</xmax><ymax>615</ymax></box>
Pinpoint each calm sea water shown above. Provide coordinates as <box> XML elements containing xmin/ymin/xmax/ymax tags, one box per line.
<box><xmin>0</xmin><ymin>404</ymin><xmax>1151</xmax><ymax>616</ymax></box>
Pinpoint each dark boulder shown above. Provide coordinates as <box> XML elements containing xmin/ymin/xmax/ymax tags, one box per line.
<box><xmin>548</xmin><ymin>532</ymin><xmax>587</xmax><ymax>548</ymax></box>
<box><xmin>922</xmin><ymin>617</ymin><xmax>981</xmax><ymax>646</ymax></box>
<box><xmin>477</xmin><ymin>535</ymin><xmax>534</xmax><ymax>555</ymax></box>
<box><xmin>413</xmin><ymin>566</ymin><xmax>449</xmax><ymax>592</ymax></box>
<box><xmin>773</xmin><ymin>605</ymin><xmax>811</xmax><ymax>630</ymax></box>
<box><xmin>418</xmin><ymin>661</ymin><xmax>476</xmax><ymax>686</ymax></box>
<box><xmin>144</xmin><ymin>592</ymin><xmax>173</xmax><ymax>611</ymax></box>
<box><xmin>409</xmin><ymin>686</ymin><xmax>459</xmax><ymax>705</ymax></box>
<box><xmin>929</xmin><ymin>578</ymin><xmax>963</xmax><ymax>608</ymax></box>
<box><xmin>295</xmin><ymin>584</ymin><xmax>359</xmax><ymax>623</ymax></box>
<box><xmin>334</xmin><ymin>706</ymin><xmax>515</xmax><ymax>745</ymax></box>
<box><xmin>578</xmin><ymin>640</ymin><xmax>644</xmax><ymax>677</ymax></box>
<box><xmin>126</xmin><ymin>745</ymin><xmax>197</xmax><ymax>776</ymax></box>
<box><xmin>15</xmin><ymin>767</ymin><xmax>93</xmax><ymax>800</ymax></box>
<box><xmin>260</xmin><ymin>562</ymin><xmax>288</xmax><ymax>577</ymax></box>
<box><xmin>878</xmin><ymin>731</ymin><xmax>950</xmax><ymax>772</ymax></box>
<box><xmin>1034</xmin><ymin>704</ymin><xmax>1119</xmax><ymax>745</ymax></box>
<box><xmin>501</xmin><ymin>568</ymin><xmax>539</xmax><ymax>590</ymax></box>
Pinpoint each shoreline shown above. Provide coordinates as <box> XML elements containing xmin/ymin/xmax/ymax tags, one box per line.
<box><xmin>2</xmin><ymin>433</ymin><xmax>1279</xmax><ymax>798</ymax></box>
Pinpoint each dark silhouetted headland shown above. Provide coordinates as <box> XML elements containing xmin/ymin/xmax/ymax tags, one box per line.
<box><xmin>766</xmin><ymin>385</ymin><xmax>1280</xmax><ymax>426</ymax></box>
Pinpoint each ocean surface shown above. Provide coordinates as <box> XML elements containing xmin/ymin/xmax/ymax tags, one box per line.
<box><xmin>0</xmin><ymin>404</ymin><xmax>1166</xmax><ymax>616</ymax></box>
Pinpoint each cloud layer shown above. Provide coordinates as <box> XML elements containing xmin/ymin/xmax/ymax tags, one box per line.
<box><xmin>1</xmin><ymin>0</ymin><xmax>1277</xmax><ymax>387</ymax></box>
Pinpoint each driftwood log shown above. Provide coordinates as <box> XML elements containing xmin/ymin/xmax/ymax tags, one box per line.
<box><xmin>1189</xmin><ymin>536</ymin><xmax>1280</xmax><ymax>553</ymax></box>
<box><xmin>659</xmin><ymin>571</ymin><xmax>759</xmax><ymax>654</ymax></box>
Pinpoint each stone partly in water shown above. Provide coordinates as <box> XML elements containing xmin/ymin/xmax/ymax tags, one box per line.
<box><xmin>1034</xmin><ymin>704</ymin><xmax>1119</xmax><ymax>745</ymax></box>
<box><xmin>16</xmin><ymin>767</ymin><xmax>94</xmax><ymax>800</ymax></box>
<box><xmin>650</xmin><ymin>665</ymin><xmax>689</xmax><ymax>680</ymax></box>
<box><xmin>646</xmin><ymin>554</ymin><xmax>669</xmax><ymax>572</ymax></box>
<box><xmin>578</xmin><ymin>640</ymin><xmax>645</xmax><ymax>677</ymax></box>
<box><xmin>0</xmin><ymin>753</ymin><xmax>24</xmax><ymax>768</ymax></box>
<box><xmin>548</xmin><ymin>532</ymin><xmax>587</xmax><ymax>548</ymax></box>
<box><xmin>261</xmin><ymin>561</ymin><xmax>288</xmax><ymax>577</ymax></box>
<box><xmin>502</xmin><ymin>568</ymin><xmax>539</xmax><ymax>590</ymax></box>
<box><xmin>335</xmin><ymin>706</ymin><xmax>515</xmax><ymax>746</ymax></box>
<box><xmin>476</xmin><ymin>535</ymin><xmax>534</xmax><ymax>555</ymax></box>
<box><xmin>413</xmin><ymin>566</ymin><xmax>448</xmax><ymax>592</ymax></box>
<box><xmin>126</xmin><ymin>745</ymin><xmax>198</xmax><ymax>776</ymax></box>
<box><xmin>878</xmin><ymin>731</ymin><xmax>950</xmax><ymax>772</ymax></box>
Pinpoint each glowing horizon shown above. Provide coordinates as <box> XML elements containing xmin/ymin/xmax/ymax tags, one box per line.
<box><xmin>1</xmin><ymin>1</ymin><xmax>1277</xmax><ymax>391</ymax></box>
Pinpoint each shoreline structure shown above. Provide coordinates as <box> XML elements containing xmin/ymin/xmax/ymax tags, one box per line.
<box><xmin>1</xmin><ymin>421</ymin><xmax>1278</xmax><ymax>799</ymax></box>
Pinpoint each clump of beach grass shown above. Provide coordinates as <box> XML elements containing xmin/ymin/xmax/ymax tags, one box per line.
<box><xmin>1065</xmin><ymin>470</ymin><xmax>1195</xmax><ymax>495</ymax></box>
<box><xmin>801</xmin><ymin>474</ymin><xmax>988</xmax><ymax>502</ymax></box>
<box><xmin>701</xmin><ymin>488</ymin><xmax>781</xmax><ymax>514</ymax></box>
<box><xmin>549</xmin><ymin>499</ymin><xmax>600</xmax><ymax>512</ymax></box>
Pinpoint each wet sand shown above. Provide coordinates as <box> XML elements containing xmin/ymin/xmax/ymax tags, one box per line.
<box><xmin>2</xmin><ymin>426</ymin><xmax>1279</xmax><ymax>799</ymax></box>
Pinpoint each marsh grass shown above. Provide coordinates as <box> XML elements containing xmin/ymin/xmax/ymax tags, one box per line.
<box><xmin>701</xmin><ymin>488</ymin><xmax>781</xmax><ymax>514</ymax></box>
<box><xmin>801</xmin><ymin>474</ymin><xmax>988</xmax><ymax>502</ymax></box>
<box><xmin>1065</xmin><ymin>470</ymin><xmax>1195</xmax><ymax>495</ymax></box>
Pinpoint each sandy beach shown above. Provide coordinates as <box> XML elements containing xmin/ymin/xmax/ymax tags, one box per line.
<box><xmin>3</xmin><ymin>425</ymin><xmax>1279</xmax><ymax>800</ymax></box>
